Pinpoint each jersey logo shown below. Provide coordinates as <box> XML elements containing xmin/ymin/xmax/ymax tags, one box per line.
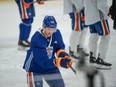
<box><xmin>46</xmin><ymin>46</ymin><xmax>53</xmax><ymax>59</ymax></box>
<box><xmin>54</xmin><ymin>41</ymin><xmax>57</xmax><ymax>44</ymax></box>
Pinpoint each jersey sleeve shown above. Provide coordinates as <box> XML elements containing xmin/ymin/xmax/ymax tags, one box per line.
<box><xmin>54</xmin><ymin>29</ymin><xmax>65</xmax><ymax>52</ymax></box>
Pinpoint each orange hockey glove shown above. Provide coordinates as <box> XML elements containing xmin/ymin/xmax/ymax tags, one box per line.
<box><xmin>55</xmin><ymin>57</ymin><xmax>72</xmax><ymax>68</ymax></box>
<box><xmin>24</xmin><ymin>3</ymin><xmax>30</xmax><ymax>8</ymax></box>
<box><xmin>56</xmin><ymin>49</ymin><xmax>70</xmax><ymax>59</ymax></box>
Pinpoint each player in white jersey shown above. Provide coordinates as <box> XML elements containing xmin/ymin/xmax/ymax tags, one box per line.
<box><xmin>63</xmin><ymin>0</ymin><xmax>89</xmax><ymax>59</ymax></box>
<box><xmin>84</xmin><ymin>0</ymin><xmax>112</xmax><ymax>66</ymax></box>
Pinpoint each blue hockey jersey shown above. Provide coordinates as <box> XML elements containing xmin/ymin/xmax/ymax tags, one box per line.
<box><xmin>23</xmin><ymin>29</ymin><xmax>65</xmax><ymax>74</ymax></box>
<box><xmin>15</xmin><ymin>0</ymin><xmax>35</xmax><ymax>19</ymax></box>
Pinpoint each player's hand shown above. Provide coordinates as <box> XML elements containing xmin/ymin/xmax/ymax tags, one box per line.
<box><xmin>55</xmin><ymin>57</ymin><xmax>72</xmax><ymax>68</ymax></box>
<box><xmin>36</xmin><ymin>0</ymin><xmax>44</xmax><ymax>4</ymax></box>
<box><xmin>24</xmin><ymin>3</ymin><xmax>30</xmax><ymax>8</ymax></box>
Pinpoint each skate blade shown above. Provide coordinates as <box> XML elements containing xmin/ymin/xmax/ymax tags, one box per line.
<box><xmin>17</xmin><ymin>45</ymin><xmax>30</xmax><ymax>51</ymax></box>
<box><xmin>95</xmin><ymin>64</ymin><xmax>112</xmax><ymax>70</ymax></box>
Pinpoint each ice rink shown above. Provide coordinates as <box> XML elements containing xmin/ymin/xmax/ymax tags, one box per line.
<box><xmin>0</xmin><ymin>0</ymin><xmax>116</xmax><ymax>87</ymax></box>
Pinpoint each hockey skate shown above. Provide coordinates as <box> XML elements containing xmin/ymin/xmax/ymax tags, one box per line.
<box><xmin>96</xmin><ymin>55</ymin><xmax>112</xmax><ymax>70</ymax></box>
<box><xmin>89</xmin><ymin>52</ymin><xmax>97</xmax><ymax>63</ymax></box>
<box><xmin>25</xmin><ymin>40</ymin><xmax>30</xmax><ymax>45</ymax></box>
<box><xmin>96</xmin><ymin>58</ymin><xmax>112</xmax><ymax>66</ymax></box>
<box><xmin>77</xmin><ymin>46</ymin><xmax>89</xmax><ymax>57</ymax></box>
<box><xmin>89</xmin><ymin>52</ymin><xmax>112</xmax><ymax>70</ymax></box>
<box><xmin>18</xmin><ymin>39</ymin><xmax>30</xmax><ymax>51</ymax></box>
<box><xmin>69</xmin><ymin>47</ymin><xmax>81</xmax><ymax>59</ymax></box>
<box><xmin>96</xmin><ymin>53</ymin><xmax>112</xmax><ymax>66</ymax></box>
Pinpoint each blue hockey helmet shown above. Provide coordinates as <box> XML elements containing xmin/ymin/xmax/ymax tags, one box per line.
<box><xmin>43</xmin><ymin>16</ymin><xmax>57</xmax><ymax>29</ymax></box>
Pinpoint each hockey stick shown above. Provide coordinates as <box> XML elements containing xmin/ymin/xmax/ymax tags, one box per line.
<box><xmin>67</xmin><ymin>63</ymin><xmax>77</xmax><ymax>75</ymax></box>
<box><xmin>29</xmin><ymin>0</ymin><xmax>44</xmax><ymax>4</ymax></box>
<box><xmin>29</xmin><ymin>1</ymin><xmax>37</xmax><ymax>4</ymax></box>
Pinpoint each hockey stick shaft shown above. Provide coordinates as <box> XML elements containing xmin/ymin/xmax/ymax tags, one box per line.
<box><xmin>67</xmin><ymin>63</ymin><xmax>77</xmax><ymax>75</ymax></box>
<box><xmin>30</xmin><ymin>1</ymin><xmax>37</xmax><ymax>4</ymax></box>
<box><xmin>30</xmin><ymin>0</ymin><xmax>44</xmax><ymax>5</ymax></box>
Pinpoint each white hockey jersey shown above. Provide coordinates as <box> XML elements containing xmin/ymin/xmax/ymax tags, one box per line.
<box><xmin>63</xmin><ymin>0</ymin><xmax>84</xmax><ymax>14</ymax></box>
<box><xmin>84</xmin><ymin>0</ymin><xmax>109</xmax><ymax>25</ymax></box>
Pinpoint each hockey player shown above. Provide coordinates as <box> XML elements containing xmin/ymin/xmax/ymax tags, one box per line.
<box><xmin>15</xmin><ymin>0</ymin><xmax>44</xmax><ymax>50</ymax></box>
<box><xmin>108</xmin><ymin>0</ymin><xmax>116</xmax><ymax>29</ymax></box>
<box><xmin>83</xmin><ymin>0</ymin><xmax>112</xmax><ymax>66</ymax></box>
<box><xmin>63</xmin><ymin>0</ymin><xmax>89</xmax><ymax>59</ymax></box>
<box><xmin>23</xmin><ymin>16</ymin><xmax>72</xmax><ymax>87</ymax></box>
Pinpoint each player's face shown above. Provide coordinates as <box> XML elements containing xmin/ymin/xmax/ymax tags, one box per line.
<box><xmin>43</xmin><ymin>27</ymin><xmax>55</xmax><ymax>38</ymax></box>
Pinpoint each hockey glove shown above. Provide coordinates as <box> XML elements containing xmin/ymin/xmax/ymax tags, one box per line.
<box><xmin>36</xmin><ymin>0</ymin><xmax>44</xmax><ymax>4</ymax></box>
<box><xmin>24</xmin><ymin>3</ymin><xmax>30</xmax><ymax>8</ymax></box>
<box><xmin>56</xmin><ymin>49</ymin><xmax>70</xmax><ymax>59</ymax></box>
<box><xmin>55</xmin><ymin>57</ymin><xmax>72</xmax><ymax>68</ymax></box>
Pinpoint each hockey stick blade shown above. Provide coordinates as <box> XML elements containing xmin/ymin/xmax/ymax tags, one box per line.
<box><xmin>96</xmin><ymin>66</ymin><xmax>112</xmax><ymax>70</ymax></box>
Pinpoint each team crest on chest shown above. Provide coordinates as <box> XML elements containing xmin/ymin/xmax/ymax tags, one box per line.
<box><xmin>46</xmin><ymin>46</ymin><xmax>53</xmax><ymax>59</ymax></box>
